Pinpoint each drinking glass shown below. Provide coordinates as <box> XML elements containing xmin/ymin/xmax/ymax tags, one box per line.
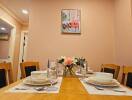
<box><xmin>81</xmin><ymin>67</ymin><xmax>86</xmax><ymax>78</ymax></box>
<box><xmin>47</xmin><ymin>60</ymin><xmax>57</xmax><ymax>79</ymax></box>
<box><xmin>56</xmin><ymin>63</ymin><xmax>64</xmax><ymax>76</ymax></box>
<box><xmin>80</xmin><ymin>61</ymin><xmax>87</xmax><ymax>78</ymax></box>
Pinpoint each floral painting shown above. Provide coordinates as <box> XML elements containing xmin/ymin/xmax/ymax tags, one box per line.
<box><xmin>61</xmin><ymin>9</ymin><xmax>81</xmax><ymax>33</ymax></box>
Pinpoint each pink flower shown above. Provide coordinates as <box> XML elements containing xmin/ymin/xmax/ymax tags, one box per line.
<box><xmin>64</xmin><ymin>57</ymin><xmax>72</xmax><ymax>66</ymax></box>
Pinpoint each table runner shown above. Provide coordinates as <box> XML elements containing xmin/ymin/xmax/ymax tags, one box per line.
<box><xmin>6</xmin><ymin>77</ymin><xmax>62</xmax><ymax>93</ymax></box>
<box><xmin>79</xmin><ymin>78</ymin><xmax>132</xmax><ymax>96</ymax></box>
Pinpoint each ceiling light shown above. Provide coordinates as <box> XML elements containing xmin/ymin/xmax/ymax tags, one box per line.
<box><xmin>1</xmin><ymin>27</ymin><xmax>6</xmax><ymax>31</ymax></box>
<box><xmin>22</xmin><ymin>9</ymin><xmax>29</xmax><ymax>15</ymax></box>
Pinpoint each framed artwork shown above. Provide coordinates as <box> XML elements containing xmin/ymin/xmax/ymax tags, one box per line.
<box><xmin>61</xmin><ymin>9</ymin><xmax>81</xmax><ymax>33</ymax></box>
<box><xmin>0</xmin><ymin>33</ymin><xmax>9</xmax><ymax>41</ymax></box>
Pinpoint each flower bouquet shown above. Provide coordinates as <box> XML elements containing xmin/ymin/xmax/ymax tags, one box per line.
<box><xmin>58</xmin><ymin>56</ymin><xmax>87</xmax><ymax>76</ymax></box>
<box><xmin>74</xmin><ymin>57</ymin><xmax>88</xmax><ymax>74</ymax></box>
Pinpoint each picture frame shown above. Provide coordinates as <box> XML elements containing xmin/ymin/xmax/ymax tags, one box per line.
<box><xmin>61</xmin><ymin>9</ymin><xmax>81</xmax><ymax>34</ymax></box>
<box><xmin>0</xmin><ymin>33</ymin><xmax>9</xmax><ymax>41</ymax></box>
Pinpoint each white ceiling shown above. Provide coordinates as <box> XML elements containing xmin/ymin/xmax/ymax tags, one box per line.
<box><xmin>0</xmin><ymin>0</ymin><xmax>30</xmax><ymax>25</ymax></box>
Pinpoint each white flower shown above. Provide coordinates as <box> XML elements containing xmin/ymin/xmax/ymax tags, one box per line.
<box><xmin>61</xmin><ymin>56</ymin><xmax>66</xmax><ymax>59</ymax></box>
<box><xmin>72</xmin><ymin>57</ymin><xmax>77</xmax><ymax>65</ymax></box>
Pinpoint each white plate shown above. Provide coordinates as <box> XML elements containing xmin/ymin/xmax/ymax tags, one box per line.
<box><xmin>23</xmin><ymin>77</ymin><xmax>58</xmax><ymax>86</ymax></box>
<box><xmin>86</xmin><ymin>78</ymin><xmax>120</xmax><ymax>87</ymax></box>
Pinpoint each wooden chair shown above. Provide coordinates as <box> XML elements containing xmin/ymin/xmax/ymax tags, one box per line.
<box><xmin>0</xmin><ymin>62</ymin><xmax>13</xmax><ymax>88</ymax></box>
<box><xmin>20</xmin><ymin>62</ymin><xmax>40</xmax><ymax>78</ymax></box>
<box><xmin>101</xmin><ymin>64</ymin><xmax>120</xmax><ymax>79</ymax></box>
<box><xmin>122</xmin><ymin>66</ymin><xmax>132</xmax><ymax>88</ymax></box>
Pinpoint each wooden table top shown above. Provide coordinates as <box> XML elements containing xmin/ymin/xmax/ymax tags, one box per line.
<box><xmin>0</xmin><ymin>77</ymin><xmax>131</xmax><ymax>100</ymax></box>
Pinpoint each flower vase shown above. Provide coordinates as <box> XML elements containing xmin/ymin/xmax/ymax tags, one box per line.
<box><xmin>79</xmin><ymin>66</ymin><xmax>82</xmax><ymax>74</ymax></box>
<box><xmin>63</xmin><ymin>65</ymin><xmax>75</xmax><ymax>76</ymax></box>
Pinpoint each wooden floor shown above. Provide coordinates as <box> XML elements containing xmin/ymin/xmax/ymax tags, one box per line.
<box><xmin>0</xmin><ymin>77</ymin><xmax>131</xmax><ymax>100</ymax></box>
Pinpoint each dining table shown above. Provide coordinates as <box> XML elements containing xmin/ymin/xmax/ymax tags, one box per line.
<box><xmin>0</xmin><ymin>77</ymin><xmax>131</xmax><ymax>100</ymax></box>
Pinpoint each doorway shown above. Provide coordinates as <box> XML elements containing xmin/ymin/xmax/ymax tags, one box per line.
<box><xmin>18</xmin><ymin>31</ymin><xmax>28</xmax><ymax>79</ymax></box>
<box><xmin>0</xmin><ymin>18</ymin><xmax>16</xmax><ymax>63</ymax></box>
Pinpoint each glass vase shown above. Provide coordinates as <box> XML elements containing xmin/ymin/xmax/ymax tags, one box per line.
<box><xmin>63</xmin><ymin>65</ymin><xmax>74</xmax><ymax>76</ymax></box>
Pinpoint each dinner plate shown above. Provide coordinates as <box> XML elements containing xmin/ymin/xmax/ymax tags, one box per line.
<box><xmin>23</xmin><ymin>77</ymin><xmax>58</xmax><ymax>86</ymax></box>
<box><xmin>86</xmin><ymin>78</ymin><xmax>120</xmax><ymax>87</ymax></box>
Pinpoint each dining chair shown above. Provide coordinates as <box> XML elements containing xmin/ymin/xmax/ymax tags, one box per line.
<box><xmin>20</xmin><ymin>61</ymin><xmax>40</xmax><ymax>78</ymax></box>
<box><xmin>122</xmin><ymin>66</ymin><xmax>132</xmax><ymax>88</ymax></box>
<box><xmin>0</xmin><ymin>62</ymin><xmax>13</xmax><ymax>88</ymax></box>
<box><xmin>100</xmin><ymin>64</ymin><xmax>120</xmax><ymax>79</ymax></box>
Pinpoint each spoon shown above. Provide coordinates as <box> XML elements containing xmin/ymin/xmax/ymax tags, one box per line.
<box><xmin>94</xmin><ymin>86</ymin><xmax>104</xmax><ymax>90</ymax></box>
<box><xmin>34</xmin><ymin>87</ymin><xmax>47</xmax><ymax>91</ymax></box>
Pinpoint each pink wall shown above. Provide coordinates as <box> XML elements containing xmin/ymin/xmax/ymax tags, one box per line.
<box><xmin>114</xmin><ymin>0</ymin><xmax>132</xmax><ymax>81</ymax></box>
<box><xmin>0</xmin><ymin>40</ymin><xmax>9</xmax><ymax>59</ymax></box>
<box><xmin>115</xmin><ymin>0</ymin><xmax>132</xmax><ymax>66</ymax></box>
<box><xmin>27</xmin><ymin>0</ymin><xmax>115</xmax><ymax>71</ymax></box>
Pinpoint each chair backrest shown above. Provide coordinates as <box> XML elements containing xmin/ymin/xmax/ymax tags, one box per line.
<box><xmin>0</xmin><ymin>62</ymin><xmax>13</xmax><ymax>88</ymax></box>
<box><xmin>101</xmin><ymin>64</ymin><xmax>120</xmax><ymax>79</ymax></box>
<box><xmin>20</xmin><ymin>62</ymin><xmax>39</xmax><ymax>78</ymax></box>
<box><xmin>122</xmin><ymin>66</ymin><xmax>132</xmax><ymax>88</ymax></box>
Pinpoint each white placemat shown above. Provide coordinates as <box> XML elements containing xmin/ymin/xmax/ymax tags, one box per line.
<box><xmin>6</xmin><ymin>77</ymin><xmax>63</xmax><ymax>93</ymax></box>
<box><xmin>79</xmin><ymin>78</ymin><xmax>132</xmax><ymax>96</ymax></box>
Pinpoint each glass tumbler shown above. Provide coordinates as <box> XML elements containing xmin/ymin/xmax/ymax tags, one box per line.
<box><xmin>47</xmin><ymin>60</ymin><xmax>57</xmax><ymax>79</ymax></box>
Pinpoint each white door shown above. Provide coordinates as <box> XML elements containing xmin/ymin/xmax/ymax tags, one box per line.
<box><xmin>17</xmin><ymin>31</ymin><xmax>28</xmax><ymax>79</ymax></box>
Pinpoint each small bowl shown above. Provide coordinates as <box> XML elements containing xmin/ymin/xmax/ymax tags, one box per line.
<box><xmin>95</xmin><ymin>72</ymin><xmax>113</xmax><ymax>78</ymax></box>
<box><xmin>31</xmin><ymin>71</ymin><xmax>47</xmax><ymax>80</ymax></box>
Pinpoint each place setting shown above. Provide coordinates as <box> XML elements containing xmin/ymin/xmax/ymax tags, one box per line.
<box><xmin>6</xmin><ymin>71</ymin><xmax>62</xmax><ymax>93</ymax></box>
<box><xmin>6</xmin><ymin>61</ymin><xmax>63</xmax><ymax>93</ymax></box>
<box><xmin>79</xmin><ymin>72</ymin><xmax>132</xmax><ymax>96</ymax></box>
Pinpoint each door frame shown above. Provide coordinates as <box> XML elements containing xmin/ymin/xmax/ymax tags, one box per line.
<box><xmin>18</xmin><ymin>31</ymin><xmax>28</xmax><ymax>79</ymax></box>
